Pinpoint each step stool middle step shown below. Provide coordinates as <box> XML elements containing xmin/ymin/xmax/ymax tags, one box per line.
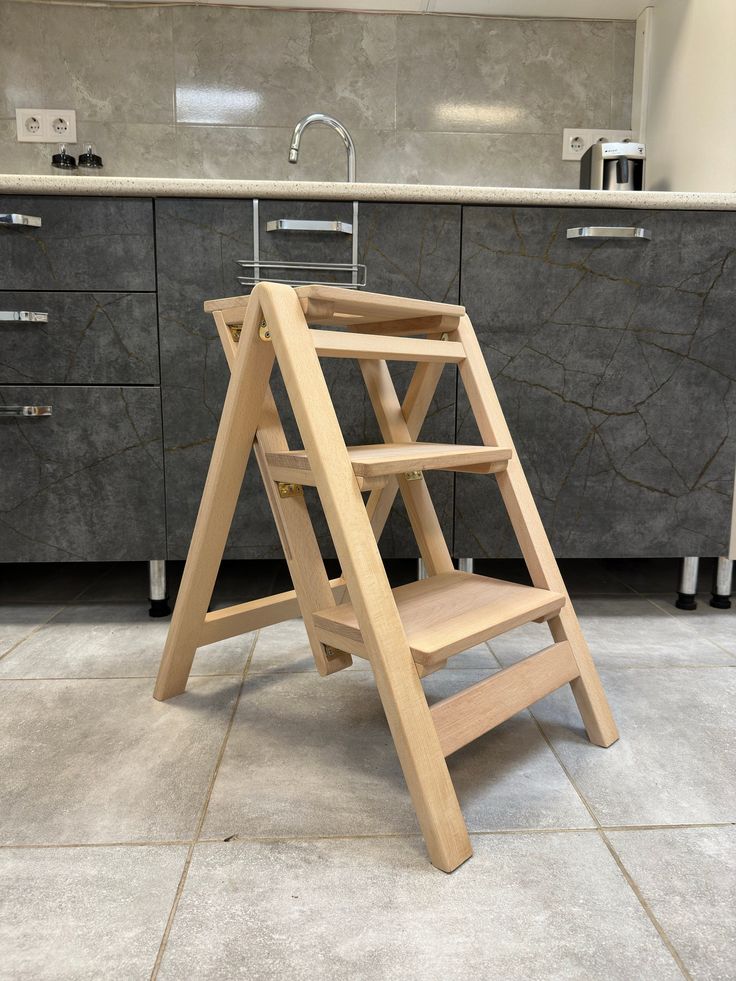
<box><xmin>313</xmin><ymin>571</ymin><xmax>566</xmax><ymax>666</ymax></box>
<box><xmin>265</xmin><ymin>442</ymin><xmax>511</xmax><ymax>484</ymax></box>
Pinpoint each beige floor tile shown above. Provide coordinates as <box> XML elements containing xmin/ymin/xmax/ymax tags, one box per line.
<box><xmin>158</xmin><ymin>834</ymin><xmax>681</xmax><ymax>981</ymax></box>
<box><xmin>0</xmin><ymin>603</ymin><xmax>255</xmax><ymax>679</ymax></box>
<box><xmin>201</xmin><ymin>668</ymin><xmax>592</xmax><ymax>841</ymax></box>
<box><xmin>608</xmin><ymin>826</ymin><xmax>736</xmax><ymax>981</ymax></box>
<box><xmin>531</xmin><ymin>668</ymin><xmax>736</xmax><ymax>826</ymax></box>
<box><xmin>0</xmin><ymin>844</ymin><xmax>186</xmax><ymax>981</ymax></box>
<box><xmin>0</xmin><ymin>676</ymin><xmax>240</xmax><ymax>844</ymax></box>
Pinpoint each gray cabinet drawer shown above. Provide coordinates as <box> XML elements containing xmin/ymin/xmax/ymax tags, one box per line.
<box><xmin>0</xmin><ymin>386</ymin><xmax>165</xmax><ymax>561</ymax></box>
<box><xmin>0</xmin><ymin>292</ymin><xmax>159</xmax><ymax>384</ymax></box>
<box><xmin>0</xmin><ymin>196</ymin><xmax>155</xmax><ymax>291</ymax></box>
<box><xmin>456</xmin><ymin>206</ymin><xmax>736</xmax><ymax>558</ymax></box>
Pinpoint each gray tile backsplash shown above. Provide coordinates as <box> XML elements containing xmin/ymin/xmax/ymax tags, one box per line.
<box><xmin>0</xmin><ymin>1</ymin><xmax>635</xmax><ymax>188</ymax></box>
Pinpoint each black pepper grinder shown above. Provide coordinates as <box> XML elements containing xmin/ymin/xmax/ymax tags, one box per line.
<box><xmin>51</xmin><ymin>144</ymin><xmax>77</xmax><ymax>174</ymax></box>
<box><xmin>78</xmin><ymin>144</ymin><xmax>103</xmax><ymax>175</ymax></box>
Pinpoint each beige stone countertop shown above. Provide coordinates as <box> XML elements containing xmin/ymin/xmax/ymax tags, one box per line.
<box><xmin>1</xmin><ymin>173</ymin><xmax>735</xmax><ymax>210</ymax></box>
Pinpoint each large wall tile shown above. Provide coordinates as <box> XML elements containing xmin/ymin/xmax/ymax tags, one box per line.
<box><xmin>397</xmin><ymin>16</ymin><xmax>615</xmax><ymax>133</ymax></box>
<box><xmin>173</xmin><ymin>7</ymin><xmax>396</xmax><ymax>129</ymax></box>
<box><xmin>392</xmin><ymin>131</ymin><xmax>580</xmax><ymax>187</ymax></box>
<box><xmin>0</xmin><ymin>2</ymin><xmax>174</xmax><ymax>123</ymax></box>
<box><xmin>175</xmin><ymin>124</ymin><xmax>397</xmax><ymax>183</ymax></box>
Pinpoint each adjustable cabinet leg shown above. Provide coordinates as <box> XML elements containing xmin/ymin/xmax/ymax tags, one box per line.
<box><xmin>148</xmin><ymin>560</ymin><xmax>170</xmax><ymax>618</ymax></box>
<box><xmin>457</xmin><ymin>557</ymin><xmax>474</xmax><ymax>573</ymax></box>
<box><xmin>417</xmin><ymin>558</ymin><xmax>428</xmax><ymax>580</ymax></box>
<box><xmin>676</xmin><ymin>556</ymin><xmax>700</xmax><ymax>610</ymax></box>
<box><xmin>710</xmin><ymin>556</ymin><xmax>733</xmax><ymax>609</ymax></box>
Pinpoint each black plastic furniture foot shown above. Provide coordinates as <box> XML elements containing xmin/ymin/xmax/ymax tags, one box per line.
<box><xmin>149</xmin><ymin>597</ymin><xmax>171</xmax><ymax>618</ymax></box>
<box><xmin>709</xmin><ymin>593</ymin><xmax>732</xmax><ymax>610</ymax></box>
<box><xmin>675</xmin><ymin>592</ymin><xmax>697</xmax><ymax>611</ymax></box>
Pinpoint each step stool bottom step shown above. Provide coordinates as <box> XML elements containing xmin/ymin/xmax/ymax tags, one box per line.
<box><xmin>313</xmin><ymin>571</ymin><xmax>566</xmax><ymax>666</ymax></box>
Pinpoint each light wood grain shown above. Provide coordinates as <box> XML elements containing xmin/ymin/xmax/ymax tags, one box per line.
<box><xmin>310</xmin><ymin>329</ymin><xmax>465</xmax><ymax>364</ymax></box>
<box><xmin>198</xmin><ymin>578</ymin><xmax>346</xmax><ymax>646</ymax></box>
<box><xmin>258</xmin><ymin>281</ymin><xmax>472</xmax><ymax>874</ymax></box>
<box><xmin>266</xmin><ymin>442</ymin><xmax>510</xmax><ymax>478</ymax></box>
<box><xmin>154</xmin><ymin>287</ymin><xmax>274</xmax><ymax>700</ymax></box>
<box><xmin>313</xmin><ymin>571</ymin><xmax>566</xmax><ymax>665</ymax></box>
<box><xmin>431</xmin><ymin>642</ymin><xmax>578</xmax><ymax>757</ymax></box>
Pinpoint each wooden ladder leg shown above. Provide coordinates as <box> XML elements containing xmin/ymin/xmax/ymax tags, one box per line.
<box><xmin>455</xmin><ymin>315</ymin><xmax>618</xmax><ymax>748</ymax></box>
<box><xmin>259</xmin><ymin>283</ymin><xmax>472</xmax><ymax>872</ymax></box>
<box><xmin>154</xmin><ymin>293</ymin><xmax>275</xmax><ymax>700</ymax></box>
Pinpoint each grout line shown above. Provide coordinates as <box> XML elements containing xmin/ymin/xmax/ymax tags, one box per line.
<box><xmin>3</xmin><ymin>819</ymin><xmax>733</xmax><ymax>852</ymax></box>
<box><xmin>646</xmin><ymin>594</ymin><xmax>736</xmax><ymax>658</ymax></box>
<box><xmin>148</xmin><ymin>628</ymin><xmax>259</xmax><ymax>981</ymax></box>
<box><xmin>527</xmin><ymin>710</ymin><xmax>694</xmax><ymax>981</ymax></box>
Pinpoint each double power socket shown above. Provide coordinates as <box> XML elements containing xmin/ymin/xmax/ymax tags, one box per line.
<box><xmin>16</xmin><ymin>108</ymin><xmax>77</xmax><ymax>144</ymax></box>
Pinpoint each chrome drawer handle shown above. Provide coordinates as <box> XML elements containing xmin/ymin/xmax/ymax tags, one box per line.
<box><xmin>266</xmin><ymin>218</ymin><xmax>353</xmax><ymax>234</ymax></box>
<box><xmin>0</xmin><ymin>213</ymin><xmax>42</xmax><ymax>227</ymax></box>
<box><xmin>567</xmin><ymin>226</ymin><xmax>651</xmax><ymax>240</ymax></box>
<box><xmin>0</xmin><ymin>405</ymin><xmax>52</xmax><ymax>417</ymax></box>
<box><xmin>0</xmin><ymin>310</ymin><xmax>49</xmax><ymax>323</ymax></box>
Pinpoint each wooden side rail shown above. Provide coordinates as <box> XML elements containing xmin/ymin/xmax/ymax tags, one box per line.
<box><xmin>430</xmin><ymin>642</ymin><xmax>579</xmax><ymax>757</ymax></box>
<box><xmin>199</xmin><ymin>577</ymin><xmax>347</xmax><ymax>646</ymax></box>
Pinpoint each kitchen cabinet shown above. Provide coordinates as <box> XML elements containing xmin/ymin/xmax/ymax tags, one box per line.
<box><xmin>156</xmin><ymin>198</ymin><xmax>462</xmax><ymax>559</ymax></box>
<box><xmin>0</xmin><ymin>195</ymin><xmax>163</xmax><ymax>562</ymax></box>
<box><xmin>0</xmin><ymin>386</ymin><xmax>165</xmax><ymax>561</ymax></box>
<box><xmin>0</xmin><ymin>292</ymin><xmax>159</xmax><ymax>385</ymax></box>
<box><xmin>456</xmin><ymin>206</ymin><xmax>736</xmax><ymax>557</ymax></box>
<box><xmin>0</xmin><ymin>197</ymin><xmax>155</xmax><ymax>291</ymax></box>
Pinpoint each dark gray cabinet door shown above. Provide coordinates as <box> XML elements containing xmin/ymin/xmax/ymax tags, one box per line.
<box><xmin>0</xmin><ymin>386</ymin><xmax>165</xmax><ymax>561</ymax></box>
<box><xmin>456</xmin><ymin>206</ymin><xmax>736</xmax><ymax>558</ymax></box>
<box><xmin>157</xmin><ymin>198</ymin><xmax>462</xmax><ymax>560</ymax></box>
<box><xmin>0</xmin><ymin>196</ymin><xmax>155</xmax><ymax>291</ymax></box>
<box><xmin>156</xmin><ymin>198</ymin><xmax>257</xmax><ymax>560</ymax></box>
<box><xmin>0</xmin><ymin>292</ymin><xmax>159</xmax><ymax>384</ymax></box>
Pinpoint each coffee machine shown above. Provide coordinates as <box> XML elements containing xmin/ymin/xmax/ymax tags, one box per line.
<box><xmin>580</xmin><ymin>140</ymin><xmax>646</xmax><ymax>190</ymax></box>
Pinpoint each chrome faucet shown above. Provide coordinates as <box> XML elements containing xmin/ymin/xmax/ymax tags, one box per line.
<box><xmin>288</xmin><ymin>113</ymin><xmax>356</xmax><ymax>182</ymax></box>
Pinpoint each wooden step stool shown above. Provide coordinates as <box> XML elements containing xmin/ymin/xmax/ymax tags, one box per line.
<box><xmin>154</xmin><ymin>282</ymin><xmax>618</xmax><ymax>873</ymax></box>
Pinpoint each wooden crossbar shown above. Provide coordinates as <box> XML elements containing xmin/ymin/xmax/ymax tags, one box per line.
<box><xmin>310</xmin><ymin>329</ymin><xmax>465</xmax><ymax>363</ymax></box>
<box><xmin>199</xmin><ymin>577</ymin><xmax>347</xmax><ymax>646</ymax></box>
<box><xmin>430</xmin><ymin>642</ymin><xmax>579</xmax><ymax>757</ymax></box>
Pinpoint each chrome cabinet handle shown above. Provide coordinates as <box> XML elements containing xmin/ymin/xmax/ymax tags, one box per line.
<box><xmin>0</xmin><ymin>405</ymin><xmax>53</xmax><ymax>417</ymax></box>
<box><xmin>0</xmin><ymin>310</ymin><xmax>49</xmax><ymax>323</ymax></box>
<box><xmin>0</xmin><ymin>213</ymin><xmax>42</xmax><ymax>227</ymax></box>
<box><xmin>567</xmin><ymin>226</ymin><xmax>652</xmax><ymax>240</ymax></box>
<box><xmin>266</xmin><ymin>218</ymin><xmax>353</xmax><ymax>234</ymax></box>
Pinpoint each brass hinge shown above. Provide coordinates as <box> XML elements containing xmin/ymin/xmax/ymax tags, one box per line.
<box><xmin>405</xmin><ymin>470</ymin><xmax>423</xmax><ymax>481</ymax></box>
<box><xmin>277</xmin><ymin>482</ymin><xmax>303</xmax><ymax>498</ymax></box>
<box><xmin>259</xmin><ymin>321</ymin><xmax>272</xmax><ymax>341</ymax></box>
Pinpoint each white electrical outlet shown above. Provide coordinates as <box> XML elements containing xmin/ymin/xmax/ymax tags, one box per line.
<box><xmin>16</xmin><ymin>109</ymin><xmax>77</xmax><ymax>144</ymax></box>
<box><xmin>562</xmin><ymin>128</ymin><xmax>634</xmax><ymax>161</ymax></box>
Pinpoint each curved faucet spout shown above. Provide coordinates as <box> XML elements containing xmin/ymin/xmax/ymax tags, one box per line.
<box><xmin>289</xmin><ymin>113</ymin><xmax>356</xmax><ymax>183</ymax></box>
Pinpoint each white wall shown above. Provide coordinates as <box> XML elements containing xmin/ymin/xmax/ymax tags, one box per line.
<box><xmin>644</xmin><ymin>0</ymin><xmax>736</xmax><ymax>192</ymax></box>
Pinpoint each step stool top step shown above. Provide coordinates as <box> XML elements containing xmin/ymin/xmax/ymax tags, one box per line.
<box><xmin>266</xmin><ymin>442</ymin><xmax>511</xmax><ymax>480</ymax></box>
<box><xmin>313</xmin><ymin>571</ymin><xmax>566</xmax><ymax>665</ymax></box>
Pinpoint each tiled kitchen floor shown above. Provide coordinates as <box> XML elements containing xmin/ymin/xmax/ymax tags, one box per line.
<box><xmin>0</xmin><ymin>559</ymin><xmax>734</xmax><ymax>980</ymax></box>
